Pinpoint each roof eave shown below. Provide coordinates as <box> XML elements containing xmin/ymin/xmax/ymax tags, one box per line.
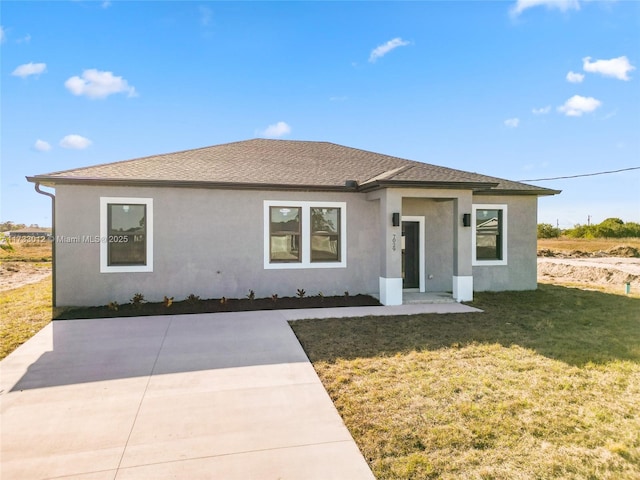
<box><xmin>357</xmin><ymin>179</ymin><xmax>500</xmax><ymax>192</ymax></box>
<box><xmin>25</xmin><ymin>176</ymin><xmax>359</xmax><ymax>192</ymax></box>
<box><xmin>474</xmin><ymin>188</ymin><xmax>562</xmax><ymax>196</ymax></box>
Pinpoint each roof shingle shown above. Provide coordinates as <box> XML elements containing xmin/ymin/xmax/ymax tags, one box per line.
<box><xmin>28</xmin><ymin>139</ymin><xmax>560</xmax><ymax>195</ymax></box>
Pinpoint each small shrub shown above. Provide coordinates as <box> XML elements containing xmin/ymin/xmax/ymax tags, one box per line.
<box><xmin>0</xmin><ymin>233</ymin><xmax>14</xmax><ymax>252</ymax></box>
<box><xmin>130</xmin><ymin>293</ymin><xmax>145</xmax><ymax>308</ymax></box>
<box><xmin>246</xmin><ymin>290</ymin><xmax>255</xmax><ymax>301</ymax></box>
<box><xmin>185</xmin><ymin>293</ymin><xmax>200</xmax><ymax>304</ymax></box>
<box><xmin>344</xmin><ymin>291</ymin><xmax>350</xmax><ymax>298</ymax></box>
<box><xmin>296</xmin><ymin>288</ymin><xmax>306</xmax><ymax>298</ymax></box>
<box><xmin>317</xmin><ymin>291</ymin><xmax>324</xmax><ymax>302</ymax></box>
<box><xmin>271</xmin><ymin>294</ymin><xmax>278</xmax><ymax>302</ymax></box>
<box><xmin>537</xmin><ymin>223</ymin><xmax>561</xmax><ymax>239</ymax></box>
<box><xmin>163</xmin><ymin>296</ymin><xmax>173</xmax><ymax>308</ymax></box>
<box><xmin>107</xmin><ymin>301</ymin><xmax>119</xmax><ymax>311</ymax></box>
<box><xmin>220</xmin><ymin>297</ymin><xmax>227</xmax><ymax>305</ymax></box>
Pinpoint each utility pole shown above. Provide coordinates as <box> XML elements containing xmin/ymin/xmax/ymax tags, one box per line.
<box><xmin>587</xmin><ymin>215</ymin><xmax>591</xmax><ymax>226</ymax></box>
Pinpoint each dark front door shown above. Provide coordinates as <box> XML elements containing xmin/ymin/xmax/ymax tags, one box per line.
<box><xmin>402</xmin><ymin>221</ymin><xmax>420</xmax><ymax>289</ymax></box>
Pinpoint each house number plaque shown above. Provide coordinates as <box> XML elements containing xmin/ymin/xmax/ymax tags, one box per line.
<box><xmin>392</xmin><ymin>233</ymin><xmax>397</xmax><ymax>251</ymax></box>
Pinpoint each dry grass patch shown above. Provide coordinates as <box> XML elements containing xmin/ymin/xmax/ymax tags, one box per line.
<box><xmin>538</xmin><ymin>237</ymin><xmax>640</xmax><ymax>254</ymax></box>
<box><xmin>291</xmin><ymin>285</ymin><xmax>640</xmax><ymax>479</ymax></box>
<box><xmin>0</xmin><ymin>239</ymin><xmax>52</xmax><ymax>262</ymax></box>
<box><xmin>0</xmin><ymin>277</ymin><xmax>52</xmax><ymax>360</ymax></box>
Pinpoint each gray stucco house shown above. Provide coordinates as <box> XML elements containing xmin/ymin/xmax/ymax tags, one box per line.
<box><xmin>27</xmin><ymin>139</ymin><xmax>559</xmax><ymax>309</ymax></box>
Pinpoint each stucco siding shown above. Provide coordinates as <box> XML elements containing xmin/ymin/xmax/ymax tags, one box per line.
<box><xmin>54</xmin><ymin>185</ymin><xmax>379</xmax><ymax>307</ymax></box>
<box><xmin>472</xmin><ymin>195</ymin><xmax>538</xmax><ymax>291</ymax></box>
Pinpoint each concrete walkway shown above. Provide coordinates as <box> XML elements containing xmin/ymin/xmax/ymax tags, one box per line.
<box><xmin>1</xmin><ymin>303</ymin><xmax>479</xmax><ymax>479</ymax></box>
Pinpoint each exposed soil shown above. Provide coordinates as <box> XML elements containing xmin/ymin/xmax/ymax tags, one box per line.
<box><xmin>537</xmin><ymin>244</ymin><xmax>640</xmax><ymax>290</ymax></box>
<box><xmin>537</xmin><ymin>257</ymin><xmax>640</xmax><ymax>289</ymax></box>
<box><xmin>537</xmin><ymin>245</ymin><xmax>640</xmax><ymax>258</ymax></box>
<box><xmin>55</xmin><ymin>294</ymin><xmax>382</xmax><ymax>320</ymax></box>
<box><xmin>0</xmin><ymin>262</ymin><xmax>52</xmax><ymax>292</ymax></box>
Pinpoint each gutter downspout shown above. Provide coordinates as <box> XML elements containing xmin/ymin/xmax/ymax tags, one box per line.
<box><xmin>34</xmin><ymin>183</ymin><xmax>56</xmax><ymax>311</ymax></box>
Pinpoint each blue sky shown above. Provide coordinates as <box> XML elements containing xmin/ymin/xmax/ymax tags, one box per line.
<box><xmin>2</xmin><ymin>0</ymin><xmax>639</xmax><ymax>228</ymax></box>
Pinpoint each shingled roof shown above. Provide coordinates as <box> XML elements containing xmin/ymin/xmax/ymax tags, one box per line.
<box><xmin>27</xmin><ymin>139</ymin><xmax>560</xmax><ymax>195</ymax></box>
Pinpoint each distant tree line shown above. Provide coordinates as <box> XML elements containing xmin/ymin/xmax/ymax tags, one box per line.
<box><xmin>538</xmin><ymin>218</ymin><xmax>640</xmax><ymax>239</ymax></box>
<box><xmin>1</xmin><ymin>221</ymin><xmax>26</xmax><ymax>231</ymax></box>
<box><xmin>0</xmin><ymin>221</ymin><xmax>42</xmax><ymax>231</ymax></box>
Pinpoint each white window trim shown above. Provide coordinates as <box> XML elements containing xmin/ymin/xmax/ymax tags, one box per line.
<box><xmin>100</xmin><ymin>197</ymin><xmax>153</xmax><ymax>273</ymax></box>
<box><xmin>472</xmin><ymin>203</ymin><xmax>508</xmax><ymax>266</ymax></box>
<box><xmin>264</xmin><ymin>200</ymin><xmax>347</xmax><ymax>269</ymax></box>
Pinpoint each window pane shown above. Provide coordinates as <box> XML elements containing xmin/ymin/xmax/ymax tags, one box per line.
<box><xmin>270</xmin><ymin>207</ymin><xmax>301</xmax><ymax>262</ymax></box>
<box><xmin>108</xmin><ymin>204</ymin><xmax>146</xmax><ymax>266</ymax></box>
<box><xmin>476</xmin><ymin>209</ymin><xmax>502</xmax><ymax>260</ymax></box>
<box><xmin>311</xmin><ymin>207</ymin><xmax>340</xmax><ymax>262</ymax></box>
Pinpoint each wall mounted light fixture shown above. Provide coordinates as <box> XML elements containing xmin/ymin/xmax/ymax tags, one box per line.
<box><xmin>392</xmin><ymin>212</ymin><xmax>400</xmax><ymax>227</ymax></box>
<box><xmin>463</xmin><ymin>213</ymin><xmax>471</xmax><ymax>227</ymax></box>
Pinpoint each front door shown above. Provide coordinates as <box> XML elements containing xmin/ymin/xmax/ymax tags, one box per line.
<box><xmin>402</xmin><ymin>221</ymin><xmax>420</xmax><ymax>289</ymax></box>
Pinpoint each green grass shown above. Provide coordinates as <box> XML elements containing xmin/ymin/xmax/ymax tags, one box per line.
<box><xmin>290</xmin><ymin>284</ymin><xmax>640</xmax><ymax>479</ymax></box>
<box><xmin>0</xmin><ymin>277</ymin><xmax>52</xmax><ymax>360</ymax></box>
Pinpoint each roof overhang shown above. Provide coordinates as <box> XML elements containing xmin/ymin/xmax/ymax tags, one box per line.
<box><xmin>357</xmin><ymin>179</ymin><xmax>500</xmax><ymax>192</ymax></box>
<box><xmin>25</xmin><ymin>176</ymin><xmax>360</xmax><ymax>192</ymax></box>
<box><xmin>473</xmin><ymin>188</ymin><xmax>562</xmax><ymax>196</ymax></box>
<box><xmin>26</xmin><ymin>176</ymin><xmax>560</xmax><ymax>196</ymax></box>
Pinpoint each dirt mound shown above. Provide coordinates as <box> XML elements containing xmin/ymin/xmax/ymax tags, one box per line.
<box><xmin>537</xmin><ymin>245</ymin><xmax>640</xmax><ymax>259</ymax></box>
<box><xmin>605</xmin><ymin>245</ymin><xmax>640</xmax><ymax>258</ymax></box>
<box><xmin>538</xmin><ymin>261</ymin><xmax>640</xmax><ymax>289</ymax></box>
<box><xmin>0</xmin><ymin>262</ymin><xmax>52</xmax><ymax>292</ymax></box>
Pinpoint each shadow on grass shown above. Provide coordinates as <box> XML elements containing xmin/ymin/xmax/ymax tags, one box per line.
<box><xmin>291</xmin><ymin>284</ymin><xmax>640</xmax><ymax>367</ymax></box>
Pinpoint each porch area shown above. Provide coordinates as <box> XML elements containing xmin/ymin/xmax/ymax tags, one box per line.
<box><xmin>367</xmin><ymin>187</ymin><xmax>474</xmax><ymax>306</ymax></box>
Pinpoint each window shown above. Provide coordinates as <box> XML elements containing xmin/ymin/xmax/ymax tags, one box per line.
<box><xmin>270</xmin><ymin>206</ymin><xmax>301</xmax><ymax>262</ymax></box>
<box><xmin>311</xmin><ymin>207</ymin><xmax>340</xmax><ymax>262</ymax></box>
<box><xmin>100</xmin><ymin>197</ymin><xmax>153</xmax><ymax>273</ymax></box>
<box><xmin>264</xmin><ymin>201</ymin><xmax>346</xmax><ymax>269</ymax></box>
<box><xmin>472</xmin><ymin>204</ymin><xmax>507</xmax><ymax>266</ymax></box>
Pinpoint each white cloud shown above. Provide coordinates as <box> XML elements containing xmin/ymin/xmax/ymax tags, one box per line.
<box><xmin>532</xmin><ymin>105</ymin><xmax>551</xmax><ymax>115</ymax></box>
<box><xmin>557</xmin><ymin>95</ymin><xmax>602</xmax><ymax>116</ymax></box>
<box><xmin>11</xmin><ymin>62</ymin><xmax>47</xmax><ymax>78</ymax></box>
<box><xmin>566</xmin><ymin>71</ymin><xmax>584</xmax><ymax>83</ymax></box>
<box><xmin>60</xmin><ymin>134</ymin><xmax>92</xmax><ymax>150</ymax></box>
<box><xmin>34</xmin><ymin>139</ymin><xmax>52</xmax><ymax>152</ymax></box>
<box><xmin>504</xmin><ymin>118</ymin><xmax>520</xmax><ymax>128</ymax></box>
<box><xmin>199</xmin><ymin>6</ymin><xmax>213</xmax><ymax>26</ymax></box>
<box><xmin>369</xmin><ymin>37</ymin><xmax>411</xmax><ymax>63</ymax></box>
<box><xmin>258</xmin><ymin>121</ymin><xmax>291</xmax><ymax>138</ymax></box>
<box><xmin>1</xmin><ymin>26</ymin><xmax>6</xmax><ymax>43</ymax></box>
<box><xmin>65</xmin><ymin>69</ymin><xmax>137</xmax><ymax>99</ymax></box>
<box><xmin>510</xmin><ymin>0</ymin><xmax>580</xmax><ymax>17</ymax></box>
<box><xmin>329</xmin><ymin>96</ymin><xmax>348</xmax><ymax>102</ymax></box>
<box><xmin>102</xmin><ymin>1</ymin><xmax>112</xmax><ymax>8</ymax></box>
<box><xmin>583</xmin><ymin>56</ymin><xmax>635</xmax><ymax>81</ymax></box>
<box><xmin>16</xmin><ymin>33</ymin><xmax>31</xmax><ymax>44</ymax></box>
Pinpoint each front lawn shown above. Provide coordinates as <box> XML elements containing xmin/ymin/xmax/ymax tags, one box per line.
<box><xmin>290</xmin><ymin>284</ymin><xmax>640</xmax><ymax>479</ymax></box>
<box><xmin>0</xmin><ymin>277</ymin><xmax>52</xmax><ymax>360</ymax></box>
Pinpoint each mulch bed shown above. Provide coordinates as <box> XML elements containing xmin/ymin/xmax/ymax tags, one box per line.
<box><xmin>55</xmin><ymin>294</ymin><xmax>381</xmax><ymax>320</ymax></box>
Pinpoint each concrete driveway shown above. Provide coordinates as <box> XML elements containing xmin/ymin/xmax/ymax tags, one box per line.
<box><xmin>1</xmin><ymin>303</ymin><xmax>479</xmax><ymax>479</ymax></box>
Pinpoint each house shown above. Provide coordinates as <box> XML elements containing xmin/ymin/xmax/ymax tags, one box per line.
<box><xmin>27</xmin><ymin>139</ymin><xmax>560</xmax><ymax>309</ymax></box>
<box><xmin>7</xmin><ymin>227</ymin><xmax>52</xmax><ymax>239</ymax></box>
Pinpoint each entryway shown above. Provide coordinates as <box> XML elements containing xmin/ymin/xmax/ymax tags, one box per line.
<box><xmin>401</xmin><ymin>216</ymin><xmax>425</xmax><ymax>292</ymax></box>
